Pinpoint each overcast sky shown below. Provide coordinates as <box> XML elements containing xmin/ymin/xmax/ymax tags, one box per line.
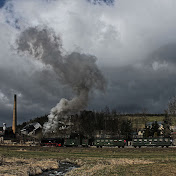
<box><xmin>1</xmin><ymin>0</ymin><xmax>176</xmax><ymax>126</ymax></box>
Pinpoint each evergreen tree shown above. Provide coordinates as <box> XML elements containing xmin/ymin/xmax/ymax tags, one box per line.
<box><xmin>120</xmin><ymin>119</ymin><xmax>133</xmax><ymax>140</ymax></box>
<box><xmin>163</xmin><ymin>111</ymin><xmax>171</xmax><ymax>137</ymax></box>
<box><xmin>151</xmin><ymin>121</ymin><xmax>160</xmax><ymax>137</ymax></box>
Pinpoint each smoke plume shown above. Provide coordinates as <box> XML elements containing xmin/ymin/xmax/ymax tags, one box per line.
<box><xmin>16</xmin><ymin>26</ymin><xmax>106</xmax><ymax>134</ymax></box>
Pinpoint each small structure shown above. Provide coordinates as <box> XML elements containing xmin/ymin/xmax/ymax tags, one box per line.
<box><xmin>170</xmin><ymin>126</ymin><xmax>176</xmax><ymax>132</ymax></box>
<box><xmin>137</xmin><ymin>129</ymin><xmax>144</xmax><ymax>137</ymax></box>
<box><xmin>0</xmin><ymin>127</ymin><xmax>3</xmax><ymax>136</ymax></box>
<box><xmin>0</xmin><ymin>123</ymin><xmax>7</xmax><ymax>143</ymax></box>
<box><xmin>21</xmin><ymin>122</ymin><xmax>42</xmax><ymax>136</ymax></box>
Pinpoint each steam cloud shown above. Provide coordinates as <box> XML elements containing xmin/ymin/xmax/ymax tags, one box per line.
<box><xmin>16</xmin><ymin>26</ymin><xmax>106</xmax><ymax>134</ymax></box>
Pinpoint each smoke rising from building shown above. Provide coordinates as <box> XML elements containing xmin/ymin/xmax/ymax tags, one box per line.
<box><xmin>16</xmin><ymin>26</ymin><xmax>106</xmax><ymax>134</ymax></box>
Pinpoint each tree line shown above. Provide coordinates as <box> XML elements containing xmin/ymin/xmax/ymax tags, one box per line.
<box><xmin>17</xmin><ymin>94</ymin><xmax>176</xmax><ymax>140</ymax></box>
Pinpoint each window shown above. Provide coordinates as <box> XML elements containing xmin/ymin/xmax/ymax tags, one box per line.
<box><xmin>159</xmin><ymin>139</ymin><xmax>163</xmax><ymax>142</ymax></box>
<box><xmin>105</xmin><ymin>140</ymin><xmax>108</xmax><ymax>142</ymax></box>
<box><xmin>101</xmin><ymin>140</ymin><xmax>104</xmax><ymax>142</ymax></box>
<box><xmin>134</xmin><ymin>139</ymin><xmax>137</xmax><ymax>142</ymax></box>
<box><xmin>165</xmin><ymin>139</ymin><xmax>168</xmax><ymax>142</ymax></box>
<box><xmin>154</xmin><ymin>139</ymin><xmax>157</xmax><ymax>142</ymax></box>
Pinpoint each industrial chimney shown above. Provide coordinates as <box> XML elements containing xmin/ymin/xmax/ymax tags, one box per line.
<box><xmin>12</xmin><ymin>94</ymin><xmax>17</xmax><ymax>134</ymax></box>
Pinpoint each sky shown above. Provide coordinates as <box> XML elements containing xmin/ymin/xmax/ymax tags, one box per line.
<box><xmin>1</xmin><ymin>0</ymin><xmax>176</xmax><ymax>126</ymax></box>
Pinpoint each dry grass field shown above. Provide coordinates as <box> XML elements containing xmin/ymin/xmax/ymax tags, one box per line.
<box><xmin>0</xmin><ymin>146</ymin><xmax>176</xmax><ymax>175</ymax></box>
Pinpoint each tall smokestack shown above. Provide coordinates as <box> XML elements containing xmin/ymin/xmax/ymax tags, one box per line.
<box><xmin>12</xmin><ymin>94</ymin><xmax>17</xmax><ymax>134</ymax></box>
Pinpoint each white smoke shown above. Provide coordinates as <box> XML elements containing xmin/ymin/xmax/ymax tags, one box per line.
<box><xmin>16</xmin><ymin>26</ymin><xmax>106</xmax><ymax>134</ymax></box>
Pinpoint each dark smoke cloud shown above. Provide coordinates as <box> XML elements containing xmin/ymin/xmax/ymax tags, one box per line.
<box><xmin>16</xmin><ymin>26</ymin><xmax>106</xmax><ymax>133</ymax></box>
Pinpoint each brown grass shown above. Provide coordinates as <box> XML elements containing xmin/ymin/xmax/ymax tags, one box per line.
<box><xmin>0</xmin><ymin>146</ymin><xmax>176</xmax><ymax>176</ymax></box>
<box><xmin>0</xmin><ymin>157</ymin><xmax>58</xmax><ymax>176</ymax></box>
<box><xmin>66</xmin><ymin>158</ymin><xmax>153</xmax><ymax>176</ymax></box>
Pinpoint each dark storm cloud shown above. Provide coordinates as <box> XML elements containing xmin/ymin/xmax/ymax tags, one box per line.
<box><xmin>88</xmin><ymin>0</ymin><xmax>114</xmax><ymax>5</ymax></box>
<box><xmin>0</xmin><ymin>58</ymin><xmax>70</xmax><ymax>125</ymax></box>
<box><xmin>0</xmin><ymin>0</ymin><xmax>6</xmax><ymax>8</ymax></box>
<box><xmin>1</xmin><ymin>0</ymin><xmax>176</xmax><ymax>126</ymax></box>
<box><xmin>1</xmin><ymin>45</ymin><xmax>176</xmax><ymax>125</ymax></box>
<box><xmin>147</xmin><ymin>43</ymin><xmax>176</xmax><ymax>65</ymax></box>
<box><xmin>98</xmin><ymin>47</ymin><xmax>176</xmax><ymax>113</ymax></box>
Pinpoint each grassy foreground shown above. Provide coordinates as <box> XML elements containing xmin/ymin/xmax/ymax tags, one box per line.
<box><xmin>0</xmin><ymin>146</ymin><xmax>176</xmax><ymax>176</ymax></box>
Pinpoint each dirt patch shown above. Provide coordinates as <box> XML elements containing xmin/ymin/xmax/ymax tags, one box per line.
<box><xmin>16</xmin><ymin>148</ymin><xmax>28</xmax><ymax>152</ymax></box>
<box><xmin>0</xmin><ymin>157</ymin><xmax>58</xmax><ymax>176</ymax></box>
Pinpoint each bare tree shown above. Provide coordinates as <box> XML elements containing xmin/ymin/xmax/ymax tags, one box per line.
<box><xmin>167</xmin><ymin>96</ymin><xmax>176</xmax><ymax>116</ymax></box>
<box><xmin>141</xmin><ymin>107</ymin><xmax>148</xmax><ymax>116</ymax></box>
